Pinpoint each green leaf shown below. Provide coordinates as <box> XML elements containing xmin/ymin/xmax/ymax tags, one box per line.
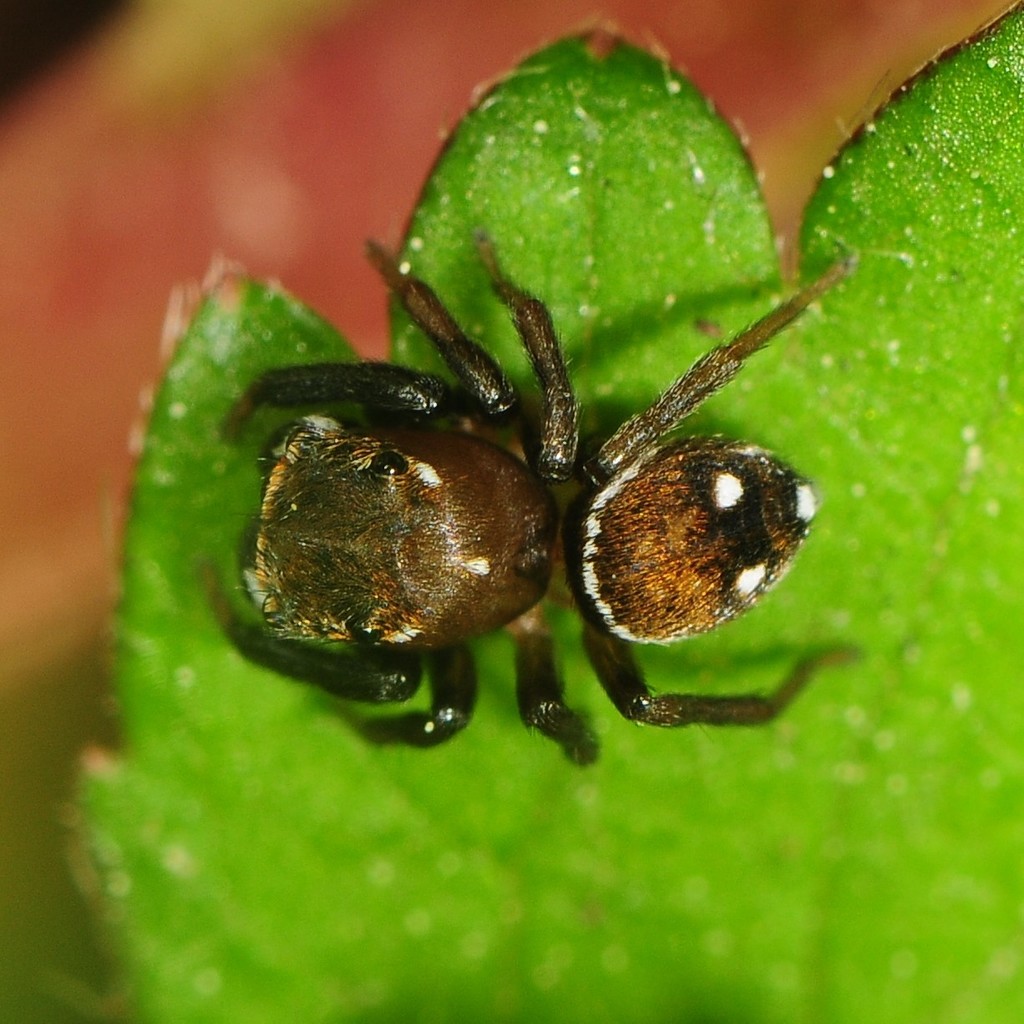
<box><xmin>87</xmin><ymin>21</ymin><xmax>1024</xmax><ymax>1024</ymax></box>
<box><xmin>794</xmin><ymin>8</ymin><xmax>1024</xmax><ymax>1019</ymax></box>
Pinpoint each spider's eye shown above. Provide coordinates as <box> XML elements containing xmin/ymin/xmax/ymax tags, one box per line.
<box><xmin>369</xmin><ymin>450</ymin><xmax>409</xmax><ymax>476</ymax></box>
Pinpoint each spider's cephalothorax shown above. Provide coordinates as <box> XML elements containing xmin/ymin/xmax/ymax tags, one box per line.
<box><xmin>216</xmin><ymin>235</ymin><xmax>851</xmax><ymax>764</ymax></box>
<box><xmin>247</xmin><ymin>418</ymin><xmax>556</xmax><ymax>648</ymax></box>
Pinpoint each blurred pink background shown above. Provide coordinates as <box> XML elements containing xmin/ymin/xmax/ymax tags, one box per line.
<box><xmin>0</xmin><ymin>0</ymin><xmax>1010</xmax><ymax>1018</ymax></box>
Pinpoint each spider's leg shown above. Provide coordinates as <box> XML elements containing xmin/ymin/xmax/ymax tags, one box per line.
<box><xmin>475</xmin><ymin>232</ymin><xmax>579</xmax><ymax>483</ymax></box>
<box><xmin>582</xmin><ymin>623</ymin><xmax>855</xmax><ymax>727</ymax></box>
<box><xmin>204</xmin><ymin>562</ymin><xmax>421</xmax><ymax>702</ymax></box>
<box><xmin>366</xmin><ymin>240</ymin><xmax>516</xmax><ymax>417</ymax></box>
<box><xmin>588</xmin><ymin>258</ymin><xmax>853</xmax><ymax>484</ymax></box>
<box><xmin>224</xmin><ymin>361</ymin><xmax>449</xmax><ymax>438</ymax></box>
<box><xmin>350</xmin><ymin>646</ymin><xmax>478</xmax><ymax>748</ymax></box>
<box><xmin>508</xmin><ymin>607</ymin><xmax>597</xmax><ymax>765</ymax></box>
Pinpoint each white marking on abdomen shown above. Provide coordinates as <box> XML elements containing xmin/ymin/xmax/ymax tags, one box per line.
<box><xmin>713</xmin><ymin>471</ymin><xmax>743</xmax><ymax>509</ymax></box>
<box><xmin>735</xmin><ymin>562</ymin><xmax>767</xmax><ymax>597</ymax></box>
<box><xmin>796</xmin><ymin>483</ymin><xmax>818</xmax><ymax>522</ymax></box>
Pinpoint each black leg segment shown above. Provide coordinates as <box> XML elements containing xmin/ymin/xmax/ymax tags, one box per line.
<box><xmin>475</xmin><ymin>231</ymin><xmax>579</xmax><ymax>482</ymax></box>
<box><xmin>587</xmin><ymin>258</ymin><xmax>854</xmax><ymax>484</ymax></box>
<box><xmin>204</xmin><ymin>563</ymin><xmax>422</xmax><ymax>703</ymax></box>
<box><xmin>583</xmin><ymin>623</ymin><xmax>855</xmax><ymax>728</ymax></box>
<box><xmin>509</xmin><ymin>608</ymin><xmax>597</xmax><ymax>765</ymax></box>
<box><xmin>350</xmin><ymin>645</ymin><xmax>478</xmax><ymax>749</ymax></box>
<box><xmin>223</xmin><ymin>361</ymin><xmax>450</xmax><ymax>438</ymax></box>
<box><xmin>366</xmin><ymin>240</ymin><xmax>517</xmax><ymax>417</ymax></box>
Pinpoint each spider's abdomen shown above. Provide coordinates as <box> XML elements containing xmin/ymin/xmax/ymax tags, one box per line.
<box><xmin>569</xmin><ymin>437</ymin><xmax>817</xmax><ymax>644</ymax></box>
<box><xmin>246</xmin><ymin>416</ymin><xmax>556</xmax><ymax>649</ymax></box>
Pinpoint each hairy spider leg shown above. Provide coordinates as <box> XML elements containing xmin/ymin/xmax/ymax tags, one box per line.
<box><xmin>583</xmin><ymin>623</ymin><xmax>859</xmax><ymax>728</ymax></box>
<box><xmin>204</xmin><ymin>563</ymin><xmax>422</xmax><ymax>702</ymax></box>
<box><xmin>224</xmin><ymin>361</ymin><xmax>450</xmax><ymax>438</ymax></box>
<box><xmin>366</xmin><ymin>240</ymin><xmax>517</xmax><ymax>417</ymax></box>
<box><xmin>507</xmin><ymin>606</ymin><xmax>597</xmax><ymax>765</ymax></box>
<box><xmin>474</xmin><ymin>231</ymin><xmax>580</xmax><ymax>483</ymax></box>
<box><xmin>345</xmin><ymin>646</ymin><xmax>478</xmax><ymax>748</ymax></box>
<box><xmin>588</xmin><ymin>258</ymin><xmax>855</xmax><ymax>484</ymax></box>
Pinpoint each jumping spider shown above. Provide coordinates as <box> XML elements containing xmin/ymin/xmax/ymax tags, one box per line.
<box><xmin>215</xmin><ymin>235</ymin><xmax>851</xmax><ymax>765</ymax></box>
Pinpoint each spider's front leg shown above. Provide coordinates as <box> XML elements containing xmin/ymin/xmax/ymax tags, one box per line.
<box><xmin>224</xmin><ymin>361</ymin><xmax>451</xmax><ymax>439</ymax></box>
<box><xmin>366</xmin><ymin>240</ymin><xmax>516</xmax><ymax>417</ymax></box>
<box><xmin>474</xmin><ymin>232</ymin><xmax>579</xmax><ymax>482</ymax></box>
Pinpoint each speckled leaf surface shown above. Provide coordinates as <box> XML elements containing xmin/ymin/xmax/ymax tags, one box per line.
<box><xmin>87</xmin><ymin>22</ymin><xmax>1024</xmax><ymax>1024</ymax></box>
<box><xmin>796</xmin><ymin>9</ymin><xmax>1024</xmax><ymax>1018</ymax></box>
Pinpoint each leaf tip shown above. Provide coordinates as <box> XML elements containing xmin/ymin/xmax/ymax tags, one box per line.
<box><xmin>202</xmin><ymin>255</ymin><xmax>250</xmax><ymax>312</ymax></box>
<box><xmin>580</xmin><ymin>24</ymin><xmax>625</xmax><ymax>61</ymax></box>
<box><xmin>159</xmin><ymin>256</ymin><xmax>250</xmax><ymax>362</ymax></box>
<box><xmin>160</xmin><ymin>280</ymin><xmax>203</xmax><ymax>358</ymax></box>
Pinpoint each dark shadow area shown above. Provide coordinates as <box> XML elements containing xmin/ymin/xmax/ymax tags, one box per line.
<box><xmin>323</xmin><ymin>975</ymin><xmax>780</xmax><ymax>1024</ymax></box>
<box><xmin>0</xmin><ymin>636</ymin><xmax>123</xmax><ymax>1023</ymax></box>
<box><xmin>0</xmin><ymin>0</ymin><xmax>125</xmax><ymax>105</ymax></box>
